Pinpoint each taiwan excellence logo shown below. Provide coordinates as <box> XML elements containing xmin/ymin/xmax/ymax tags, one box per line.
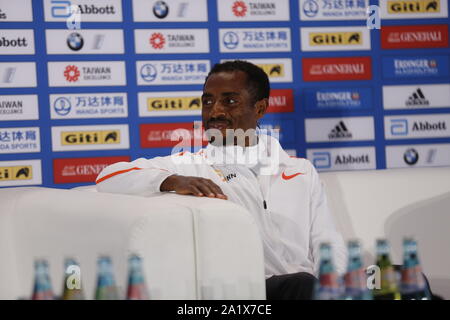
<box><xmin>303</xmin><ymin>0</ymin><xmax>319</xmax><ymax>17</ymax></box>
<box><xmin>140</xmin><ymin>64</ymin><xmax>158</xmax><ymax>82</ymax></box>
<box><xmin>153</xmin><ymin>1</ymin><xmax>169</xmax><ymax>19</ymax></box>
<box><xmin>222</xmin><ymin>31</ymin><xmax>239</xmax><ymax>50</ymax></box>
<box><xmin>64</xmin><ymin>65</ymin><xmax>80</xmax><ymax>82</ymax></box>
<box><xmin>53</xmin><ymin>97</ymin><xmax>72</xmax><ymax>116</ymax></box>
<box><xmin>232</xmin><ymin>1</ymin><xmax>248</xmax><ymax>17</ymax></box>
<box><xmin>150</xmin><ymin>32</ymin><xmax>165</xmax><ymax>49</ymax></box>
<box><xmin>67</xmin><ymin>32</ymin><xmax>84</xmax><ymax>51</ymax></box>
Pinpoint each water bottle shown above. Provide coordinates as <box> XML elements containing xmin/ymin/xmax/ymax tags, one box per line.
<box><xmin>343</xmin><ymin>240</ymin><xmax>372</xmax><ymax>300</ymax></box>
<box><xmin>94</xmin><ymin>256</ymin><xmax>120</xmax><ymax>300</ymax></box>
<box><xmin>400</xmin><ymin>238</ymin><xmax>431</xmax><ymax>300</ymax></box>
<box><xmin>126</xmin><ymin>254</ymin><xmax>149</xmax><ymax>300</ymax></box>
<box><xmin>373</xmin><ymin>239</ymin><xmax>401</xmax><ymax>300</ymax></box>
<box><xmin>314</xmin><ymin>242</ymin><xmax>342</xmax><ymax>300</ymax></box>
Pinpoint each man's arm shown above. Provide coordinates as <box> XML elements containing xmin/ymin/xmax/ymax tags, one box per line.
<box><xmin>308</xmin><ymin>164</ymin><xmax>348</xmax><ymax>276</ymax></box>
<box><xmin>96</xmin><ymin>156</ymin><xmax>227</xmax><ymax>199</ymax></box>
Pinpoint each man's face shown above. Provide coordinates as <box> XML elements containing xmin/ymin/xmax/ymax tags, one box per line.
<box><xmin>201</xmin><ymin>70</ymin><xmax>267</xmax><ymax>144</ymax></box>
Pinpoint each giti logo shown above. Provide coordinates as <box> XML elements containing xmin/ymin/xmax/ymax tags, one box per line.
<box><xmin>147</xmin><ymin>97</ymin><xmax>201</xmax><ymax>111</ymax></box>
<box><xmin>0</xmin><ymin>166</ymin><xmax>32</xmax><ymax>181</ymax></box>
<box><xmin>310</xmin><ymin>32</ymin><xmax>362</xmax><ymax>46</ymax></box>
<box><xmin>388</xmin><ymin>0</ymin><xmax>440</xmax><ymax>13</ymax></box>
<box><xmin>257</xmin><ymin>64</ymin><xmax>284</xmax><ymax>78</ymax></box>
<box><xmin>61</xmin><ymin>130</ymin><xmax>120</xmax><ymax>145</ymax></box>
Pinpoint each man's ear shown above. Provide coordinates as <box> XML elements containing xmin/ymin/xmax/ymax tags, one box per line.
<box><xmin>255</xmin><ymin>98</ymin><xmax>269</xmax><ymax>119</ymax></box>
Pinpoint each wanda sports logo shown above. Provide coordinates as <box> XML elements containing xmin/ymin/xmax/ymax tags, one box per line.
<box><xmin>302</xmin><ymin>57</ymin><xmax>372</xmax><ymax>81</ymax></box>
<box><xmin>382</xmin><ymin>25</ymin><xmax>448</xmax><ymax>49</ymax></box>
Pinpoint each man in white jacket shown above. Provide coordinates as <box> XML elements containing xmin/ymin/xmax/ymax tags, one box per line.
<box><xmin>96</xmin><ymin>60</ymin><xmax>347</xmax><ymax>299</ymax></box>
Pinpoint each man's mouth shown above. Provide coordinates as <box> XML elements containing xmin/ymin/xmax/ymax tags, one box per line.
<box><xmin>207</xmin><ymin>120</ymin><xmax>231</xmax><ymax>130</ymax></box>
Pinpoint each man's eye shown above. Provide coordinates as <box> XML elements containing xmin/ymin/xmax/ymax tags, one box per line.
<box><xmin>203</xmin><ymin>99</ymin><xmax>213</xmax><ymax>106</ymax></box>
<box><xmin>226</xmin><ymin>98</ymin><xmax>237</xmax><ymax>104</ymax></box>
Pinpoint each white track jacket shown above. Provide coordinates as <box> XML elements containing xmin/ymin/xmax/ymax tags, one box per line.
<box><xmin>96</xmin><ymin>135</ymin><xmax>347</xmax><ymax>278</ymax></box>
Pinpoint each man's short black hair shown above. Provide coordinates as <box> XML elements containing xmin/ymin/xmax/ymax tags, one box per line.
<box><xmin>205</xmin><ymin>60</ymin><xmax>270</xmax><ymax>103</ymax></box>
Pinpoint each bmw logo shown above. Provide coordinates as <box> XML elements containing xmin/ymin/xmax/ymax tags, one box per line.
<box><xmin>403</xmin><ymin>148</ymin><xmax>419</xmax><ymax>166</ymax></box>
<box><xmin>222</xmin><ymin>31</ymin><xmax>239</xmax><ymax>50</ymax></box>
<box><xmin>303</xmin><ymin>0</ymin><xmax>319</xmax><ymax>18</ymax></box>
<box><xmin>140</xmin><ymin>64</ymin><xmax>158</xmax><ymax>82</ymax></box>
<box><xmin>153</xmin><ymin>1</ymin><xmax>169</xmax><ymax>19</ymax></box>
<box><xmin>67</xmin><ymin>32</ymin><xmax>84</xmax><ymax>51</ymax></box>
<box><xmin>54</xmin><ymin>97</ymin><xmax>72</xmax><ymax>116</ymax></box>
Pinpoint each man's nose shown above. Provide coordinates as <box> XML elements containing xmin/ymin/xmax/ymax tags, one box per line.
<box><xmin>209</xmin><ymin>101</ymin><xmax>226</xmax><ymax>118</ymax></box>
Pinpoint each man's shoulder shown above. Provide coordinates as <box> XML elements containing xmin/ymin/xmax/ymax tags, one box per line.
<box><xmin>283</xmin><ymin>156</ymin><xmax>316</xmax><ymax>174</ymax></box>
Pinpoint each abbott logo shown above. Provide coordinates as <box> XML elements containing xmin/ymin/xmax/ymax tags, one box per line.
<box><xmin>312</xmin><ymin>152</ymin><xmax>331</xmax><ymax>169</ymax></box>
<box><xmin>390</xmin><ymin>119</ymin><xmax>409</xmax><ymax>136</ymax></box>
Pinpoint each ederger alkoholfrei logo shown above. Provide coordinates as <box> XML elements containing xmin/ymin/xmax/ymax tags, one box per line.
<box><xmin>218</xmin><ymin>0</ymin><xmax>290</xmax><ymax>21</ymax></box>
<box><xmin>44</xmin><ymin>0</ymin><xmax>123</xmax><ymax>22</ymax></box>
<box><xmin>320</xmin><ymin>91</ymin><xmax>361</xmax><ymax>107</ymax></box>
<box><xmin>0</xmin><ymin>160</ymin><xmax>42</xmax><ymax>187</ymax></box>
<box><xmin>301</xmin><ymin>26</ymin><xmax>370</xmax><ymax>51</ymax></box>
<box><xmin>51</xmin><ymin>124</ymin><xmax>130</xmax><ymax>151</ymax></box>
<box><xmin>382</xmin><ymin>56</ymin><xmax>449</xmax><ymax>79</ymax></box>
<box><xmin>135</xmin><ymin>29</ymin><xmax>209</xmax><ymax>54</ymax></box>
<box><xmin>0</xmin><ymin>29</ymin><xmax>35</xmax><ymax>55</ymax></box>
<box><xmin>300</xmin><ymin>0</ymin><xmax>369</xmax><ymax>20</ymax></box>
<box><xmin>381</xmin><ymin>0</ymin><xmax>448</xmax><ymax>19</ymax></box>
<box><xmin>48</xmin><ymin>61</ymin><xmax>126</xmax><ymax>87</ymax></box>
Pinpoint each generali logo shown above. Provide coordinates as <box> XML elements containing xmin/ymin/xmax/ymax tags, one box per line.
<box><xmin>267</xmin><ymin>89</ymin><xmax>294</xmax><ymax>113</ymax></box>
<box><xmin>140</xmin><ymin>122</ymin><xmax>207</xmax><ymax>148</ymax></box>
<box><xmin>303</xmin><ymin>57</ymin><xmax>372</xmax><ymax>81</ymax></box>
<box><xmin>53</xmin><ymin>156</ymin><xmax>130</xmax><ymax>184</ymax></box>
<box><xmin>382</xmin><ymin>25</ymin><xmax>448</xmax><ymax>49</ymax></box>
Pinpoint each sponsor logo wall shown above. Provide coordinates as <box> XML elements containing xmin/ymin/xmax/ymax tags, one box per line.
<box><xmin>0</xmin><ymin>0</ymin><xmax>449</xmax><ymax>188</ymax></box>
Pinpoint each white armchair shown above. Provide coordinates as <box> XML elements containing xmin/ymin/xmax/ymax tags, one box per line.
<box><xmin>0</xmin><ymin>187</ymin><xmax>266</xmax><ymax>300</ymax></box>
